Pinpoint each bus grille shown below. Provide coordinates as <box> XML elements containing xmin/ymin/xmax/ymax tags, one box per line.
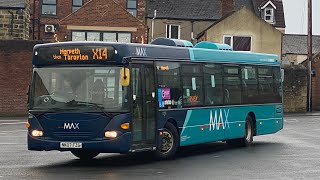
<box><xmin>52</xmin><ymin>132</ymin><xmax>93</xmax><ymax>139</ymax></box>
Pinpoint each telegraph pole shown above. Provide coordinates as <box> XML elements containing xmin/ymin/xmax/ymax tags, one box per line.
<box><xmin>307</xmin><ymin>0</ymin><xmax>312</xmax><ymax>112</ymax></box>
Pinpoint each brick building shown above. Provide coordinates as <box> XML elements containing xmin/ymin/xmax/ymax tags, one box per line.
<box><xmin>0</xmin><ymin>0</ymin><xmax>30</xmax><ymax>40</ymax></box>
<box><xmin>30</xmin><ymin>0</ymin><xmax>147</xmax><ymax>43</ymax></box>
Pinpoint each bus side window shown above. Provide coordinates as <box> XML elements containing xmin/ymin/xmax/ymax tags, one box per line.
<box><xmin>258</xmin><ymin>67</ymin><xmax>273</xmax><ymax>103</ymax></box>
<box><xmin>224</xmin><ymin>66</ymin><xmax>241</xmax><ymax>105</ymax></box>
<box><xmin>241</xmin><ymin>66</ymin><xmax>258</xmax><ymax>104</ymax></box>
<box><xmin>156</xmin><ymin>62</ymin><xmax>182</xmax><ymax>109</ymax></box>
<box><xmin>203</xmin><ymin>64</ymin><xmax>223</xmax><ymax>105</ymax></box>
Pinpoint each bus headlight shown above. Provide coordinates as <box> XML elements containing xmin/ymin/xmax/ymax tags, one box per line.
<box><xmin>31</xmin><ymin>130</ymin><xmax>43</xmax><ymax>137</ymax></box>
<box><xmin>105</xmin><ymin>131</ymin><xmax>117</xmax><ymax>138</ymax></box>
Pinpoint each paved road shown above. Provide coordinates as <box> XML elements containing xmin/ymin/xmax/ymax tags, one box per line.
<box><xmin>0</xmin><ymin>115</ymin><xmax>320</xmax><ymax>180</ymax></box>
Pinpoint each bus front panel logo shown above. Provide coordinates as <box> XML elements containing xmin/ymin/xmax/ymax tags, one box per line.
<box><xmin>63</xmin><ymin>123</ymin><xmax>80</xmax><ymax>130</ymax></box>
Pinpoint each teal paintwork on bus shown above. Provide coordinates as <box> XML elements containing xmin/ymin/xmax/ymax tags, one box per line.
<box><xmin>179</xmin><ymin>47</ymin><xmax>283</xmax><ymax>147</ymax></box>
<box><xmin>189</xmin><ymin>48</ymin><xmax>280</xmax><ymax>65</ymax></box>
<box><xmin>179</xmin><ymin>105</ymin><xmax>283</xmax><ymax>147</ymax></box>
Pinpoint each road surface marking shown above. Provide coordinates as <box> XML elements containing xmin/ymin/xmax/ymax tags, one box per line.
<box><xmin>0</xmin><ymin>122</ymin><xmax>26</xmax><ymax>126</ymax></box>
<box><xmin>0</xmin><ymin>130</ymin><xmax>27</xmax><ymax>133</ymax></box>
<box><xmin>0</xmin><ymin>143</ymin><xmax>19</xmax><ymax>145</ymax></box>
<box><xmin>0</xmin><ymin>120</ymin><xmax>21</xmax><ymax>122</ymax></box>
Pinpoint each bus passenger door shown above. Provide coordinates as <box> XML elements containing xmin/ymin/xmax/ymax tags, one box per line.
<box><xmin>131</xmin><ymin>64</ymin><xmax>156</xmax><ymax>150</ymax></box>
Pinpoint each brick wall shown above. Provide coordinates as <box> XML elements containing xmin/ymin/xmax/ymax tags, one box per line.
<box><xmin>283</xmin><ymin>64</ymin><xmax>308</xmax><ymax>113</ymax></box>
<box><xmin>0</xmin><ymin>1</ymin><xmax>30</xmax><ymax>40</ymax></box>
<box><xmin>0</xmin><ymin>40</ymin><xmax>45</xmax><ymax>116</ymax></box>
<box><xmin>30</xmin><ymin>0</ymin><xmax>146</xmax><ymax>41</ymax></box>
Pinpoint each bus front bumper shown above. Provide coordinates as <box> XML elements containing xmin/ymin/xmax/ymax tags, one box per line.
<box><xmin>27</xmin><ymin>132</ymin><xmax>132</xmax><ymax>153</ymax></box>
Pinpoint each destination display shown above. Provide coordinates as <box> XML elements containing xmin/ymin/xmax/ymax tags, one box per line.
<box><xmin>33</xmin><ymin>46</ymin><xmax>116</xmax><ymax>65</ymax></box>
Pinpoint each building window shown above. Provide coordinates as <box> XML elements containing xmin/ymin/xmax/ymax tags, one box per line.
<box><xmin>72</xmin><ymin>0</ymin><xmax>83</xmax><ymax>12</ymax></box>
<box><xmin>223</xmin><ymin>35</ymin><xmax>251</xmax><ymax>51</ymax></box>
<box><xmin>127</xmin><ymin>0</ymin><xmax>137</xmax><ymax>17</ymax></box>
<box><xmin>264</xmin><ymin>7</ymin><xmax>274</xmax><ymax>23</ymax></box>
<box><xmin>87</xmin><ymin>32</ymin><xmax>100</xmax><ymax>41</ymax></box>
<box><xmin>103</xmin><ymin>33</ymin><xmax>117</xmax><ymax>42</ymax></box>
<box><xmin>72</xmin><ymin>31</ymin><xmax>131</xmax><ymax>42</ymax></box>
<box><xmin>166</xmin><ymin>24</ymin><xmax>180</xmax><ymax>39</ymax></box>
<box><xmin>72</xmin><ymin>31</ymin><xmax>85</xmax><ymax>41</ymax></box>
<box><xmin>42</xmin><ymin>0</ymin><xmax>57</xmax><ymax>15</ymax></box>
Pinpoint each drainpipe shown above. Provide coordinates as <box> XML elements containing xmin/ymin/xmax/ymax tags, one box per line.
<box><xmin>191</xmin><ymin>21</ymin><xmax>194</xmax><ymax>44</ymax></box>
<box><xmin>151</xmin><ymin>10</ymin><xmax>156</xmax><ymax>41</ymax></box>
<box><xmin>32</xmin><ymin>0</ymin><xmax>35</xmax><ymax>40</ymax></box>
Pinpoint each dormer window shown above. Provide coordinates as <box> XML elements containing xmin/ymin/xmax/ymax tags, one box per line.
<box><xmin>264</xmin><ymin>7</ymin><xmax>274</xmax><ymax>23</ymax></box>
<box><xmin>260</xmin><ymin>0</ymin><xmax>277</xmax><ymax>24</ymax></box>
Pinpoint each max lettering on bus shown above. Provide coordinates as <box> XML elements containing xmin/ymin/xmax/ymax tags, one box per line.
<box><xmin>63</xmin><ymin>123</ymin><xmax>80</xmax><ymax>130</ymax></box>
<box><xmin>136</xmin><ymin>47</ymin><xmax>147</xmax><ymax>56</ymax></box>
<box><xmin>209</xmin><ymin>109</ymin><xmax>230</xmax><ymax>131</ymax></box>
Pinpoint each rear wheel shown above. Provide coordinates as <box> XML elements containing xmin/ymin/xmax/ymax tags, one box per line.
<box><xmin>154</xmin><ymin>122</ymin><xmax>179</xmax><ymax>160</ymax></box>
<box><xmin>71</xmin><ymin>150</ymin><xmax>99</xmax><ymax>160</ymax></box>
<box><xmin>226</xmin><ymin>115</ymin><xmax>253</xmax><ymax>147</ymax></box>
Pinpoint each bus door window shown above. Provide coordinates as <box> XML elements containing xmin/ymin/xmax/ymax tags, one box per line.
<box><xmin>132</xmin><ymin>67</ymin><xmax>143</xmax><ymax>142</ymax></box>
<box><xmin>181</xmin><ymin>64</ymin><xmax>204</xmax><ymax>107</ymax></box>
<box><xmin>203</xmin><ymin>64</ymin><xmax>223</xmax><ymax>105</ymax></box>
<box><xmin>156</xmin><ymin>62</ymin><xmax>182</xmax><ymax>109</ymax></box>
<box><xmin>223</xmin><ymin>66</ymin><xmax>241</xmax><ymax>105</ymax></box>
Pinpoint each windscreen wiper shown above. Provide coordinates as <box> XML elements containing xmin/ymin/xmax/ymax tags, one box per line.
<box><xmin>70</xmin><ymin>101</ymin><xmax>115</xmax><ymax>118</ymax></box>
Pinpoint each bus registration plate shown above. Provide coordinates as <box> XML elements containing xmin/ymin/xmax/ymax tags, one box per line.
<box><xmin>60</xmin><ymin>142</ymin><xmax>82</xmax><ymax>149</ymax></box>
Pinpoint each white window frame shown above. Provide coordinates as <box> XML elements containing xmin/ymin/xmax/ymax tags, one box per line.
<box><xmin>166</xmin><ymin>24</ymin><xmax>181</xmax><ymax>39</ymax></box>
<box><xmin>223</xmin><ymin>35</ymin><xmax>252</xmax><ymax>51</ymax></box>
<box><xmin>264</xmin><ymin>7</ymin><xmax>274</xmax><ymax>23</ymax></box>
<box><xmin>223</xmin><ymin>35</ymin><xmax>233</xmax><ymax>48</ymax></box>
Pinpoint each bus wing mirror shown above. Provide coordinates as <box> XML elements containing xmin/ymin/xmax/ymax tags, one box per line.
<box><xmin>120</xmin><ymin>68</ymin><xmax>130</xmax><ymax>87</ymax></box>
<box><xmin>281</xmin><ymin>69</ymin><xmax>284</xmax><ymax>83</ymax></box>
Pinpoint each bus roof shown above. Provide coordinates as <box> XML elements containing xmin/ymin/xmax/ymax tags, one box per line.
<box><xmin>32</xmin><ymin>41</ymin><xmax>280</xmax><ymax>66</ymax></box>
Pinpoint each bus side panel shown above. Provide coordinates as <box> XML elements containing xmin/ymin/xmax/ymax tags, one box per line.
<box><xmin>224</xmin><ymin>106</ymin><xmax>248</xmax><ymax>140</ymax></box>
<box><xmin>255</xmin><ymin>105</ymin><xmax>282</xmax><ymax>135</ymax></box>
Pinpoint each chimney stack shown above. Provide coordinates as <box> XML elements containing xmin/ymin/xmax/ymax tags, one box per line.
<box><xmin>221</xmin><ymin>0</ymin><xmax>235</xmax><ymax>17</ymax></box>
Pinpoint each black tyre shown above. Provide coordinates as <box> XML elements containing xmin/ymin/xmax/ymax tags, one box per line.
<box><xmin>71</xmin><ymin>150</ymin><xmax>99</xmax><ymax>160</ymax></box>
<box><xmin>155</xmin><ymin>122</ymin><xmax>179</xmax><ymax>160</ymax></box>
<box><xmin>226</xmin><ymin>115</ymin><xmax>254</xmax><ymax>147</ymax></box>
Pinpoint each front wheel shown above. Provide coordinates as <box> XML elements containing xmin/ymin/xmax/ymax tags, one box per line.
<box><xmin>154</xmin><ymin>122</ymin><xmax>179</xmax><ymax>160</ymax></box>
<box><xmin>71</xmin><ymin>150</ymin><xmax>99</xmax><ymax>160</ymax></box>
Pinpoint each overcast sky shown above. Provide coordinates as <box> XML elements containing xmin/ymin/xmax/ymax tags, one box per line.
<box><xmin>282</xmin><ymin>0</ymin><xmax>320</xmax><ymax>35</ymax></box>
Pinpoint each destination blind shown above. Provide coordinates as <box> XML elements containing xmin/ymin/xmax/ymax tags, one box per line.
<box><xmin>33</xmin><ymin>45</ymin><xmax>116</xmax><ymax>65</ymax></box>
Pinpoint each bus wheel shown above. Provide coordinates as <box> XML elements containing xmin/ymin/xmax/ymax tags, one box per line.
<box><xmin>71</xmin><ymin>150</ymin><xmax>99</xmax><ymax>160</ymax></box>
<box><xmin>155</xmin><ymin>122</ymin><xmax>179</xmax><ymax>160</ymax></box>
<box><xmin>226</xmin><ymin>115</ymin><xmax>253</xmax><ymax>147</ymax></box>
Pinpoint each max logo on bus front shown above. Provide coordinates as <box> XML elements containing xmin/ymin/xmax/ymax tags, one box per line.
<box><xmin>63</xmin><ymin>123</ymin><xmax>79</xmax><ymax>130</ymax></box>
<box><xmin>135</xmin><ymin>47</ymin><xmax>147</xmax><ymax>57</ymax></box>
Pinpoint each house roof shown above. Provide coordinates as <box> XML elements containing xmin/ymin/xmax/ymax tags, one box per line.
<box><xmin>146</xmin><ymin>0</ymin><xmax>221</xmax><ymax>20</ymax></box>
<box><xmin>146</xmin><ymin>0</ymin><xmax>259</xmax><ymax>20</ymax></box>
<box><xmin>146</xmin><ymin>0</ymin><xmax>285</xmax><ymax>28</ymax></box>
<box><xmin>282</xmin><ymin>34</ymin><xmax>320</xmax><ymax>55</ymax></box>
<box><xmin>252</xmin><ymin>0</ymin><xmax>285</xmax><ymax>28</ymax></box>
<box><xmin>0</xmin><ymin>0</ymin><xmax>26</xmax><ymax>9</ymax></box>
